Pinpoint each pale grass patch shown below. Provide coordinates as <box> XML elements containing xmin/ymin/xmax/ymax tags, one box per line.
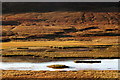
<box><xmin>1</xmin><ymin>41</ymin><xmax>116</xmax><ymax>49</ymax></box>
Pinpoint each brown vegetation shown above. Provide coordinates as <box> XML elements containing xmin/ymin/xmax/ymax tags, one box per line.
<box><xmin>47</xmin><ymin>64</ymin><xmax>69</xmax><ymax>69</ymax></box>
<box><xmin>2</xmin><ymin>70</ymin><xmax>119</xmax><ymax>80</ymax></box>
<box><xmin>2</xmin><ymin>12</ymin><xmax>119</xmax><ymax>41</ymax></box>
<box><xmin>1</xmin><ymin>2</ymin><xmax>119</xmax><ymax>80</ymax></box>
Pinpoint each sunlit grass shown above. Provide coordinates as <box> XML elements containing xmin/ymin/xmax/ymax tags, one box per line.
<box><xmin>1</xmin><ymin>41</ymin><xmax>118</xmax><ymax>49</ymax></box>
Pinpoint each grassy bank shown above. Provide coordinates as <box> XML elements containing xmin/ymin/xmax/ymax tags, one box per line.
<box><xmin>2</xmin><ymin>70</ymin><xmax>119</xmax><ymax>80</ymax></box>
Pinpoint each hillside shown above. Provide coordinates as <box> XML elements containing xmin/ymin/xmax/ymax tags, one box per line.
<box><xmin>1</xmin><ymin>12</ymin><xmax>119</xmax><ymax>42</ymax></box>
<box><xmin>1</xmin><ymin>2</ymin><xmax>119</xmax><ymax>42</ymax></box>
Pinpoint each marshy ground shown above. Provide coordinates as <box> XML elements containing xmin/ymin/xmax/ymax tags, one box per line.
<box><xmin>2</xmin><ymin>40</ymin><xmax>119</xmax><ymax>62</ymax></box>
<box><xmin>1</xmin><ymin>37</ymin><xmax>119</xmax><ymax>79</ymax></box>
<box><xmin>1</xmin><ymin>2</ymin><xmax>120</xmax><ymax>80</ymax></box>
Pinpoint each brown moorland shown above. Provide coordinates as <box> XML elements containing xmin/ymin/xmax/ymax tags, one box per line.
<box><xmin>1</xmin><ymin>12</ymin><xmax>119</xmax><ymax>41</ymax></box>
<box><xmin>1</xmin><ymin>2</ymin><xmax>120</xmax><ymax>80</ymax></box>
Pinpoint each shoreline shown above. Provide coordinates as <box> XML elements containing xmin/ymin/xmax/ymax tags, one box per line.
<box><xmin>2</xmin><ymin>56</ymin><xmax>120</xmax><ymax>63</ymax></box>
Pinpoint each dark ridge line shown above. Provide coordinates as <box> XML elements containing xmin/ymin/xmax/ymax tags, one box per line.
<box><xmin>2</xmin><ymin>2</ymin><xmax>119</xmax><ymax>14</ymax></box>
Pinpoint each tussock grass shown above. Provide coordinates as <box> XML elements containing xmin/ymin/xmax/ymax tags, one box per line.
<box><xmin>47</xmin><ymin>64</ymin><xmax>69</xmax><ymax>69</ymax></box>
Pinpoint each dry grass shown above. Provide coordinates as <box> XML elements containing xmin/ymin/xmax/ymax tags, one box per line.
<box><xmin>2</xmin><ymin>7</ymin><xmax>119</xmax><ymax>80</ymax></box>
<box><xmin>47</xmin><ymin>64</ymin><xmax>69</xmax><ymax>69</ymax></box>
<box><xmin>2</xmin><ymin>42</ymin><xmax>119</xmax><ymax>60</ymax></box>
<box><xmin>2</xmin><ymin>12</ymin><xmax>119</xmax><ymax>41</ymax></box>
<box><xmin>1</xmin><ymin>40</ymin><xmax>118</xmax><ymax>49</ymax></box>
<box><xmin>2</xmin><ymin>70</ymin><xmax>119</xmax><ymax>79</ymax></box>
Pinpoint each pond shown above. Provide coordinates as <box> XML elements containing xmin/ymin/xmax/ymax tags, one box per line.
<box><xmin>0</xmin><ymin>59</ymin><xmax>119</xmax><ymax>71</ymax></box>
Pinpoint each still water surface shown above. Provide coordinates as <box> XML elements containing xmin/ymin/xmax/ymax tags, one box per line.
<box><xmin>0</xmin><ymin>59</ymin><xmax>119</xmax><ymax>71</ymax></box>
